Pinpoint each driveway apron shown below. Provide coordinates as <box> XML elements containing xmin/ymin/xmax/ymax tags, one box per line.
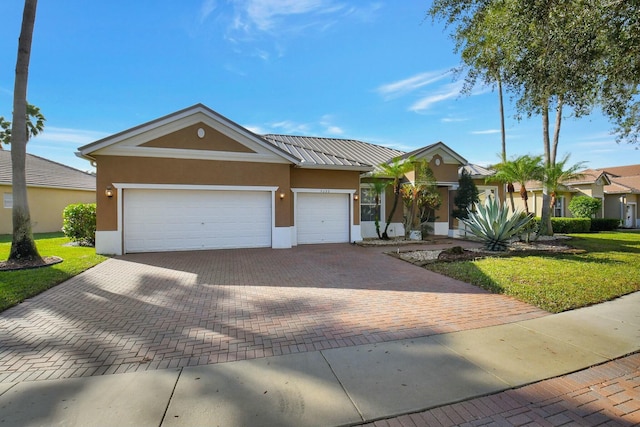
<box><xmin>0</xmin><ymin>243</ymin><xmax>547</xmax><ymax>383</ymax></box>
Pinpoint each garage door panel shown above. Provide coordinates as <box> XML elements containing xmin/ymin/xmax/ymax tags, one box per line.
<box><xmin>297</xmin><ymin>193</ymin><xmax>350</xmax><ymax>244</ymax></box>
<box><xmin>124</xmin><ymin>189</ymin><xmax>271</xmax><ymax>253</ymax></box>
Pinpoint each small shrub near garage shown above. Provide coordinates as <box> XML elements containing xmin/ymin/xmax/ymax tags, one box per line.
<box><xmin>568</xmin><ymin>195</ymin><xmax>602</xmax><ymax>218</ymax></box>
<box><xmin>551</xmin><ymin>217</ymin><xmax>591</xmax><ymax>233</ymax></box>
<box><xmin>62</xmin><ymin>203</ymin><xmax>96</xmax><ymax>245</ymax></box>
<box><xmin>590</xmin><ymin>218</ymin><xmax>620</xmax><ymax>232</ymax></box>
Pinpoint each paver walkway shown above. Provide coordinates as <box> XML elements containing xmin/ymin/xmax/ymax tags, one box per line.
<box><xmin>0</xmin><ymin>242</ymin><xmax>546</xmax><ymax>383</ymax></box>
<box><xmin>359</xmin><ymin>352</ymin><xmax>640</xmax><ymax>427</ymax></box>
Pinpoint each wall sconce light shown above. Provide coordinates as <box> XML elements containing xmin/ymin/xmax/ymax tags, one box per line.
<box><xmin>279</xmin><ymin>192</ymin><xmax>285</xmax><ymax>200</ymax></box>
<box><xmin>354</xmin><ymin>193</ymin><xmax>359</xmax><ymax>201</ymax></box>
<box><xmin>105</xmin><ymin>186</ymin><xmax>114</xmax><ymax>198</ymax></box>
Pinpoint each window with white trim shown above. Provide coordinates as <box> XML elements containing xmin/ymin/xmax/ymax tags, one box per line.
<box><xmin>360</xmin><ymin>185</ymin><xmax>383</xmax><ymax>222</ymax></box>
<box><xmin>3</xmin><ymin>193</ymin><xmax>12</xmax><ymax>209</ymax></box>
<box><xmin>554</xmin><ymin>196</ymin><xmax>565</xmax><ymax>217</ymax></box>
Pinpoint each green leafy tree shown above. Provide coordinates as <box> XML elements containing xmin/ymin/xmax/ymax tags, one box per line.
<box><xmin>492</xmin><ymin>155</ymin><xmax>543</xmax><ymax>215</ymax></box>
<box><xmin>568</xmin><ymin>196</ymin><xmax>602</xmax><ymax>219</ymax></box>
<box><xmin>377</xmin><ymin>157</ymin><xmax>415</xmax><ymax>239</ymax></box>
<box><xmin>452</xmin><ymin>169</ymin><xmax>479</xmax><ymax>220</ymax></box>
<box><xmin>429</xmin><ymin>0</ymin><xmax>640</xmax><ymax>236</ymax></box>
<box><xmin>7</xmin><ymin>0</ymin><xmax>42</xmax><ymax>264</ymax></box>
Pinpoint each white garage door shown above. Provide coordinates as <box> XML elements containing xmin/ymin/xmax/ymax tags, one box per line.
<box><xmin>124</xmin><ymin>189</ymin><xmax>271</xmax><ymax>253</ymax></box>
<box><xmin>297</xmin><ymin>193</ymin><xmax>350</xmax><ymax>244</ymax></box>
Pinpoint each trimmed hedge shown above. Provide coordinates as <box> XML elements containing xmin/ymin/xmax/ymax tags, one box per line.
<box><xmin>62</xmin><ymin>203</ymin><xmax>96</xmax><ymax>245</ymax></box>
<box><xmin>551</xmin><ymin>217</ymin><xmax>591</xmax><ymax>233</ymax></box>
<box><xmin>529</xmin><ymin>217</ymin><xmax>591</xmax><ymax>234</ymax></box>
<box><xmin>590</xmin><ymin>218</ymin><xmax>620</xmax><ymax>232</ymax></box>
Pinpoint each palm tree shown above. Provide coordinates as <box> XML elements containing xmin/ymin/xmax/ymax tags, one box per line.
<box><xmin>492</xmin><ymin>154</ymin><xmax>544</xmax><ymax>214</ymax></box>
<box><xmin>8</xmin><ymin>0</ymin><xmax>42</xmax><ymax>264</ymax></box>
<box><xmin>543</xmin><ymin>154</ymin><xmax>586</xmax><ymax>215</ymax></box>
<box><xmin>377</xmin><ymin>157</ymin><xmax>415</xmax><ymax>239</ymax></box>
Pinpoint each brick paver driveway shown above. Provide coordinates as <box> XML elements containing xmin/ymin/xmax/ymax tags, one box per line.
<box><xmin>0</xmin><ymin>242</ymin><xmax>547</xmax><ymax>383</ymax></box>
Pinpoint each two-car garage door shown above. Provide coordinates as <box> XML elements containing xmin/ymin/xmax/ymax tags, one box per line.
<box><xmin>124</xmin><ymin>189</ymin><xmax>271</xmax><ymax>253</ymax></box>
<box><xmin>122</xmin><ymin>189</ymin><xmax>351</xmax><ymax>253</ymax></box>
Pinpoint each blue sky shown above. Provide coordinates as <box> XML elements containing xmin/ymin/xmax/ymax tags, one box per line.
<box><xmin>1</xmin><ymin>0</ymin><xmax>637</xmax><ymax>172</ymax></box>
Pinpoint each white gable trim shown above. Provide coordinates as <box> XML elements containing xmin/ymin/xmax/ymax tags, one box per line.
<box><xmin>79</xmin><ymin>104</ymin><xmax>300</xmax><ymax>165</ymax></box>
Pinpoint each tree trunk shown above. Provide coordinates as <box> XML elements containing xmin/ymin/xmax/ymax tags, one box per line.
<box><xmin>382</xmin><ymin>182</ymin><xmax>400</xmax><ymax>240</ymax></box>
<box><xmin>507</xmin><ymin>183</ymin><xmax>515</xmax><ymax>212</ymax></box>
<box><xmin>9</xmin><ymin>0</ymin><xmax>42</xmax><ymax>263</ymax></box>
<box><xmin>538</xmin><ymin>100</ymin><xmax>553</xmax><ymax>236</ymax></box>
<box><xmin>498</xmin><ymin>77</ymin><xmax>506</xmax><ymax>162</ymax></box>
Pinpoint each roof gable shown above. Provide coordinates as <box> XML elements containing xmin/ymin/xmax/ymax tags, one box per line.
<box><xmin>78</xmin><ymin>104</ymin><xmax>299</xmax><ymax>165</ymax></box>
<box><xmin>0</xmin><ymin>150</ymin><xmax>95</xmax><ymax>191</ymax></box>
<box><xmin>597</xmin><ymin>164</ymin><xmax>640</xmax><ymax>178</ymax></box>
<box><xmin>399</xmin><ymin>142</ymin><xmax>467</xmax><ymax>165</ymax></box>
<box><xmin>140</xmin><ymin>122</ymin><xmax>255</xmax><ymax>153</ymax></box>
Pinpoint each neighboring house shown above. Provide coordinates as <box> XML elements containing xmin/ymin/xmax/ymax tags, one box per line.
<box><xmin>510</xmin><ymin>169</ymin><xmax>611</xmax><ymax>218</ymax></box>
<box><xmin>596</xmin><ymin>165</ymin><xmax>640</xmax><ymax>228</ymax></box>
<box><xmin>77</xmin><ymin>104</ymin><xmax>470</xmax><ymax>255</ymax></box>
<box><xmin>0</xmin><ymin>150</ymin><xmax>96</xmax><ymax>234</ymax></box>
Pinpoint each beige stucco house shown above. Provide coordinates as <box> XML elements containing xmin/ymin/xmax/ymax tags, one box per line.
<box><xmin>0</xmin><ymin>150</ymin><xmax>96</xmax><ymax>234</ymax></box>
<box><xmin>77</xmin><ymin>104</ymin><xmax>470</xmax><ymax>255</ymax></box>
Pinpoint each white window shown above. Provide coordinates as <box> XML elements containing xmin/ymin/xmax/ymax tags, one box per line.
<box><xmin>3</xmin><ymin>193</ymin><xmax>12</xmax><ymax>209</ymax></box>
<box><xmin>554</xmin><ymin>196</ymin><xmax>565</xmax><ymax>217</ymax></box>
<box><xmin>360</xmin><ymin>185</ymin><xmax>383</xmax><ymax>222</ymax></box>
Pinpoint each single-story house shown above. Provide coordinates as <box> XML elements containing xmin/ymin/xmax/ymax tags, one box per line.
<box><xmin>77</xmin><ymin>104</ymin><xmax>470</xmax><ymax>255</ymax></box>
<box><xmin>596</xmin><ymin>165</ymin><xmax>640</xmax><ymax>228</ymax></box>
<box><xmin>510</xmin><ymin>169</ymin><xmax>611</xmax><ymax>218</ymax></box>
<box><xmin>0</xmin><ymin>150</ymin><xmax>96</xmax><ymax>234</ymax></box>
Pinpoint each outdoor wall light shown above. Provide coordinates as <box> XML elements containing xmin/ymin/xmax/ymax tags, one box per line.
<box><xmin>354</xmin><ymin>193</ymin><xmax>359</xmax><ymax>201</ymax></box>
<box><xmin>279</xmin><ymin>192</ymin><xmax>285</xmax><ymax>200</ymax></box>
<box><xmin>105</xmin><ymin>186</ymin><xmax>114</xmax><ymax>198</ymax></box>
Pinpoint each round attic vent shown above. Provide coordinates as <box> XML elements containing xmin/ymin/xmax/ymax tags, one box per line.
<box><xmin>197</xmin><ymin>128</ymin><xmax>206</xmax><ymax>138</ymax></box>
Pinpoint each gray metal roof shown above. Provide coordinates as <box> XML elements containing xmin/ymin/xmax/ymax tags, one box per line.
<box><xmin>0</xmin><ymin>150</ymin><xmax>95</xmax><ymax>191</ymax></box>
<box><xmin>460</xmin><ymin>163</ymin><xmax>495</xmax><ymax>178</ymax></box>
<box><xmin>262</xmin><ymin>134</ymin><xmax>404</xmax><ymax>170</ymax></box>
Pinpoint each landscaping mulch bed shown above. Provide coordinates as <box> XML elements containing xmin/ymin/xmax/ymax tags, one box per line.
<box><xmin>0</xmin><ymin>256</ymin><xmax>63</xmax><ymax>271</ymax></box>
<box><xmin>394</xmin><ymin>237</ymin><xmax>585</xmax><ymax>266</ymax></box>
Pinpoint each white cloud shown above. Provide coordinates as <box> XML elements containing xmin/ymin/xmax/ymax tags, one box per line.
<box><xmin>232</xmin><ymin>0</ymin><xmax>346</xmax><ymax>32</ymax></box>
<box><xmin>199</xmin><ymin>0</ymin><xmax>217</xmax><ymax>23</ymax></box>
<box><xmin>471</xmin><ymin>129</ymin><xmax>501</xmax><ymax>135</ymax></box>
<box><xmin>270</xmin><ymin>120</ymin><xmax>311</xmax><ymax>134</ymax></box>
<box><xmin>409</xmin><ymin>81</ymin><xmax>464</xmax><ymax>113</ymax></box>
<box><xmin>441</xmin><ymin>117</ymin><xmax>468</xmax><ymax>123</ymax></box>
<box><xmin>31</xmin><ymin>127</ymin><xmax>108</xmax><ymax>145</ymax></box>
<box><xmin>376</xmin><ymin>70</ymin><xmax>451</xmax><ymax>100</ymax></box>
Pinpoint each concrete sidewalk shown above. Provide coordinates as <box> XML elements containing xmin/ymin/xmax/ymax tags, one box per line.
<box><xmin>1</xmin><ymin>292</ymin><xmax>638</xmax><ymax>427</ymax></box>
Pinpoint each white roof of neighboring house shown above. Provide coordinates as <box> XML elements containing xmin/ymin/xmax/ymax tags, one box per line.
<box><xmin>0</xmin><ymin>150</ymin><xmax>95</xmax><ymax>191</ymax></box>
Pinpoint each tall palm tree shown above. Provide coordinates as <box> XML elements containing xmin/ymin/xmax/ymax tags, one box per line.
<box><xmin>377</xmin><ymin>156</ymin><xmax>415</xmax><ymax>239</ymax></box>
<box><xmin>543</xmin><ymin>154</ymin><xmax>586</xmax><ymax>214</ymax></box>
<box><xmin>9</xmin><ymin>0</ymin><xmax>42</xmax><ymax>264</ymax></box>
<box><xmin>492</xmin><ymin>154</ymin><xmax>544</xmax><ymax>214</ymax></box>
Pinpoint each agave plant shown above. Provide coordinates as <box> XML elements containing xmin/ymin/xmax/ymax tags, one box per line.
<box><xmin>460</xmin><ymin>197</ymin><xmax>533</xmax><ymax>251</ymax></box>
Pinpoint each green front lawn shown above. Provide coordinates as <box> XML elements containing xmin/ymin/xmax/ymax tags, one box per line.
<box><xmin>0</xmin><ymin>233</ymin><xmax>108</xmax><ymax>312</ymax></box>
<box><xmin>427</xmin><ymin>230</ymin><xmax>640</xmax><ymax>313</ymax></box>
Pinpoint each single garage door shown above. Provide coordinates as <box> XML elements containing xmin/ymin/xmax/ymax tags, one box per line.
<box><xmin>124</xmin><ymin>189</ymin><xmax>271</xmax><ymax>253</ymax></box>
<box><xmin>297</xmin><ymin>192</ymin><xmax>350</xmax><ymax>244</ymax></box>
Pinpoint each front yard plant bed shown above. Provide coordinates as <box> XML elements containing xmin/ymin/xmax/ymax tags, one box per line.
<box><xmin>397</xmin><ymin>231</ymin><xmax>640</xmax><ymax>313</ymax></box>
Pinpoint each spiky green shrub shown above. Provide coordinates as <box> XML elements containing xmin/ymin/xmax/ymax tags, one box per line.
<box><xmin>461</xmin><ymin>197</ymin><xmax>533</xmax><ymax>251</ymax></box>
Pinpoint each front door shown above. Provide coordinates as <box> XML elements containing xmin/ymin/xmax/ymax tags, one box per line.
<box><xmin>625</xmin><ymin>204</ymin><xmax>636</xmax><ymax>228</ymax></box>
